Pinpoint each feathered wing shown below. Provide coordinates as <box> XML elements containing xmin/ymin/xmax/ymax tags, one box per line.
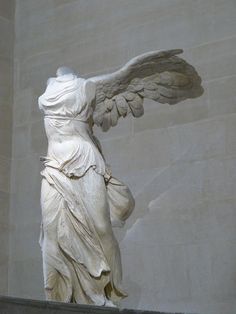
<box><xmin>89</xmin><ymin>49</ymin><xmax>203</xmax><ymax>131</ymax></box>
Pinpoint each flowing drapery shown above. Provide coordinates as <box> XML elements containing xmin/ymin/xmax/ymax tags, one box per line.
<box><xmin>40</xmin><ymin>165</ymin><xmax>133</xmax><ymax>304</ymax></box>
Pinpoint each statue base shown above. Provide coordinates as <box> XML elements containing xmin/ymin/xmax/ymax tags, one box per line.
<box><xmin>0</xmin><ymin>295</ymin><xmax>193</xmax><ymax>314</ymax></box>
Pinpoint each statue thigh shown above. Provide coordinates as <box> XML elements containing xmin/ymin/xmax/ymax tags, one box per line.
<box><xmin>81</xmin><ymin>168</ymin><xmax>115</xmax><ymax>242</ymax></box>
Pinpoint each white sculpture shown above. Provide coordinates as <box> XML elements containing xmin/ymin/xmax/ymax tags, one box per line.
<box><xmin>38</xmin><ymin>50</ymin><xmax>203</xmax><ymax>306</ymax></box>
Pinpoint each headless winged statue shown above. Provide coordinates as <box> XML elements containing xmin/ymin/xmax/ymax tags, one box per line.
<box><xmin>38</xmin><ymin>49</ymin><xmax>203</xmax><ymax>306</ymax></box>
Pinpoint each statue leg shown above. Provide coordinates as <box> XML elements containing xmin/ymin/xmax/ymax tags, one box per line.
<box><xmin>81</xmin><ymin>168</ymin><xmax>126</xmax><ymax>300</ymax></box>
<box><xmin>40</xmin><ymin>178</ymin><xmax>72</xmax><ymax>302</ymax></box>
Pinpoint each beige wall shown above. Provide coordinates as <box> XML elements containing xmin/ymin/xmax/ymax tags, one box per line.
<box><xmin>0</xmin><ymin>0</ymin><xmax>14</xmax><ymax>295</ymax></box>
<box><xmin>9</xmin><ymin>1</ymin><xmax>236</xmax><ymax>313</ymax></box>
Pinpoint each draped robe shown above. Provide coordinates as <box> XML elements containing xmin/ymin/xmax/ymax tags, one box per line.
<box><xmin>38</xmin><ymin>74</ymin><xmax>134</xmax><ymax>305</ymax></box>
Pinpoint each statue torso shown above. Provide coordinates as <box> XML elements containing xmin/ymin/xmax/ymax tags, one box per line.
<box><xmin>38</xmin><ymin>74</ymin><xmax>105</xmax><ymax>177</ymax></box>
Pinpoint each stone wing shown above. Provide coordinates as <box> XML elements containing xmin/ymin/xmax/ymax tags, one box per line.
<box><xmin>89</xmin><ymin>49</ymin><xmax>203</xmax><ymax>132</ymax></box>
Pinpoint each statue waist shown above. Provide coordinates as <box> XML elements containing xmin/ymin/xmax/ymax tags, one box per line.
<box><xmin>44</xmin><ymin>114</ymin><xmax>89</xmax><ymax>123</ymax></box>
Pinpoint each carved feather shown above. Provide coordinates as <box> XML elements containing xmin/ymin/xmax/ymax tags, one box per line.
<box><xmin>89</xmin><ymin>49</ymin><xmax>203</xmax><ymax>131</ymax></box>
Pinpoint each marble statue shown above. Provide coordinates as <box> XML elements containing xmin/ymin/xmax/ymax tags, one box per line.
<box><xmin>38</xmin><ymin>49</ymin><xmax>203</xmax><ymax>306</ymax></box>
